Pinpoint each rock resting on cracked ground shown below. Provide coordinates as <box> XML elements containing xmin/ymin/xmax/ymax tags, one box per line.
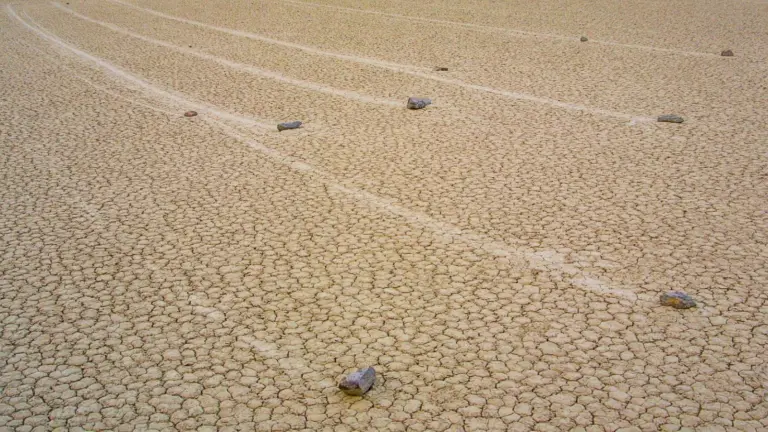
<box><xmin>277</xmin><ymin>121</ymin><xmax>302</xmax><ymax>131</ymax></box>
<box><xmin>660</xmin><ymin>291</ymin><xmax>697</xmax><ymax>309</ymax></box>
<box><xmin>657</xmin><ymin>114</ymin><xmax>684</xmax><ymax>123</ymax></box>
<box><xmin>407</xmin><ymin>97</ymin><xmax>432</xmax><ymax>110</ymax></box>
<box><xmin>339</xmin><ymin>367</ymin><xmax>376</xmax><ymax>396</ymax></box>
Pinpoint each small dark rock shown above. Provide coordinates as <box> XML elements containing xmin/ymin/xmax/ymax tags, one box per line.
<box><xmin>339</xmin><ymin>367</ymin><xmax>376</xmax><ymax>396</ymax></box>
<box><xmin>721</xmin><ymin>49</ymin><xmax>734</xmax><ymax>57</ymax></box>
<box><xmin>277</xmin><ymin>121</ymin><xmax>302</xmax><ymax>131</ymax></box>
<box><xmin>434</xmin><ymin>66</ymin><xmax>449</xmax><ymax>71</ymax></box>
<box><xmin>657</xmin><ymin>114</ymin><xmax>684</xmax><ymax>123</ymax></box>
<box><xmin>184</xmin><ymin>111</ymin><xmax>198</xmax><ymax>117</ymax></box>
<box><xmin>407</xmin><ymin>97</ymin><xmax>432</xmax><ymax>110</ymax></box>
<box><xmin>660</xmin><ymin>291</ymin><xmax>696</xmax><ymax>309</ymax></box>
<box><xmin>580</xmin><ymin>36</ymin><xmax>588</xmax><ymax>42</ymax></box>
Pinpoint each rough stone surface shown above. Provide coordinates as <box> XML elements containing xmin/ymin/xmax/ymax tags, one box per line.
<box><xmin>660</xmin><ymin>291</ymin><xmax>697</xmax><ymax>309</ymax></box>
<box><xmin>406</xmin><ymin>97</ymin><xmax>432</xmax><ymax>110</ymax></box>
<box><xmin>338</xmin><ymin>367</ymin><xmax>376</xmax><ymax>396</ymax></box>
<box><xmin>277</xmin><ymin>120</ymin><xmax>302</xmax><ymax>131</ymax></box>
<box><xmin>657</xmin><ymin>114</ymin><xmax>685</xmax><ymax>123</ymax></box>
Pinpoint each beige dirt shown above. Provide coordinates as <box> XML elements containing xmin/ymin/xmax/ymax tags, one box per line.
<box><xmin>1</xmin><ymin>0</ymin><xmax>767</xmax><ymax>431</ymax></box>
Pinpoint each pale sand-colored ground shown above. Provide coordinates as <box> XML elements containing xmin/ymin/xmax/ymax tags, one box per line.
<box><xmin>1</xmin><ymin>0</ymin><xmax>767</xmax><ymax>430</ymax></box>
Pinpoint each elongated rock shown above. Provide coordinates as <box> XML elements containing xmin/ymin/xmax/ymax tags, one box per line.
<box><xmin>339</xmin><ymin>367</ymin><xmax>376</xmax><ymax>396</ymax></box>
<box><xmin>407</xmin><ymin>97</ymin><xmax>432</xmax><ymax>110</ymax></box>
<box><xmin>657</xmin><ymin>114</ymin><xmax>684</xmax><ymax>123</ymax></box>
<box><xmin>580</xmin><ymin>36</ymin><xmax>588</xmax><ymax>42</ymax></box>
<box><xmin>434</xmin><ymin>66</ymin><xmax>449</xmax><ymax>71</ymax></box>
<box><xmin>660</xmin><ymin>291</ymin><xmax>696</xmax><ymax>309</ymax></box>
<box><xmin>277</xmin><ymin>121</ymin><xmax>302</xmax><ymax>131</ymax></box>
<box><xmin>184</xmin><ymin>111</ymin><xmax>198</xmax><ymax>117</ymax></box>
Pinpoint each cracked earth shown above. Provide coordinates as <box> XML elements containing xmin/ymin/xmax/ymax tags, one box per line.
<box><xmin>1</xmin><ymin>0</ymin><xmax>767</xmax><ymax>431</ymax></box>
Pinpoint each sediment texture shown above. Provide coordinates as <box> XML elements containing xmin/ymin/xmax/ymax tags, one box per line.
<box><xmin>1</xmin><ymin>0</ymin><xmax>767</xmax><ymax>431</ymax></box>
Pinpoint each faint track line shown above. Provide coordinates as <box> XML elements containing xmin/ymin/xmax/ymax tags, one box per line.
<box><xmin>107</xmin><ymin>0</ymin><xmax>429</xmax><ymax>74</ymax></box>
<box><xmin>276</xmin><ymin>0</ymin><xmax>719</xmax><ymax>58</ymax></box>
<box><xmin>208</xmin><ymin>118</ymin><xmax>652</xmax><ymax>304</ymax></box>
<box><xmin>39</xmin><ymin>50</ymin><xmax>180</xmax><ymax>117</ymax></box>
<box><xmin>8</xmin><ymin>5</ymin><xmax>274</xmax><ymax>131</ymax></box>
<box><xmin>107</xmin><ymin>0</ymin><xmax>655</xmax><ymax>123</ymax></box>
<box><xmin>53</xmin><ymin>2</ymin><xmax>403</xmax><ymax>108</ymax></box>
<box><xmin>9</xmin><ymin>3</ymin><xmax>654</xmax><ymax>306</ymax></box>
<box><xmin>13</xmin><ymin>32</ymin><xmax>180</xmax><ymax>118</ymax></box>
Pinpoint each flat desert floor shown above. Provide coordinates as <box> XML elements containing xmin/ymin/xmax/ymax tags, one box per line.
<box><xmin>1</xmin><ymin>0</ymin><xmax>767</xmax><ymax>431</ymax></box>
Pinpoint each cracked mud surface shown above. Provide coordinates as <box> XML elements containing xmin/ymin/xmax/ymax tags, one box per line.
<box><xmin>1</xmin><ymin>0</ymin><xmax>767</xmax><ymax>431</ymax></box>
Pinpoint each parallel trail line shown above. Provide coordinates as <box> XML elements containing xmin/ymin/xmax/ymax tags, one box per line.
<box><xmin>24</xmin><ymin>38</ymin><xmax>180</xmax><ymax>117</ymax></box>
<box><xmin>276</xmin><ymin>0</ymin><xmax>719</xmax><ymax>58</ymax></box>
<box><xmin>108</xmin><ymin>0</ymin><xmax>429</xmax><ymax>74</ymax></box>
<box><xmin>8</xmin><ymin>6</ymin><xmax>274</xmax><ymax>130</ymax></box>
<box><xmin>107</xmin><ymin>0</ymin><xmax>654</xmax><ymax>123</ymax></box>
<box><xmin>53</xmin><ymin>2</ymin><xmax>403</xmax><ymax>108</ymax></box>
<box><xmin>8</xmin><ymin>4</ymin><xmax>648</xmax><ymax>305</ymax></box>
<box><xmin>212</xmin><ymin>120</ymin><xmax>651</xmax><ymax>303</ymax></box>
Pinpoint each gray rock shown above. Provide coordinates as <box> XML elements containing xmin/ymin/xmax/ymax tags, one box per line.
<box><xmin>721</xmin><ymin>49</ymin><xmax>734</xmax><ymax>57</ymax></box>
<box><xmin>657</xmin><ymin>114</ymin><xmax>684</xmax><ymax>123</ymax></box>
<box><xmin>339</xmin><ymin>367</ymin><xmax>375</xmax><ymax>396</ymax></box>
<box><xmin>277</xmin><ymin>121</ymin><xmax>302</xmax><ymax>131</ymax></box>
<box><xmin>407</xmin><ymin>97</ymin><xmax>432</xmax><ymax>110</ymax></box>
<box><xmin>580</xmin><ymin>36</ymin><xmax>588</xmax><ymax>42</ymax></box>
<box><xmin>660</xmin><ymin>291</ymin><xmax>696</xmax><ymax>309</ymax></box>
